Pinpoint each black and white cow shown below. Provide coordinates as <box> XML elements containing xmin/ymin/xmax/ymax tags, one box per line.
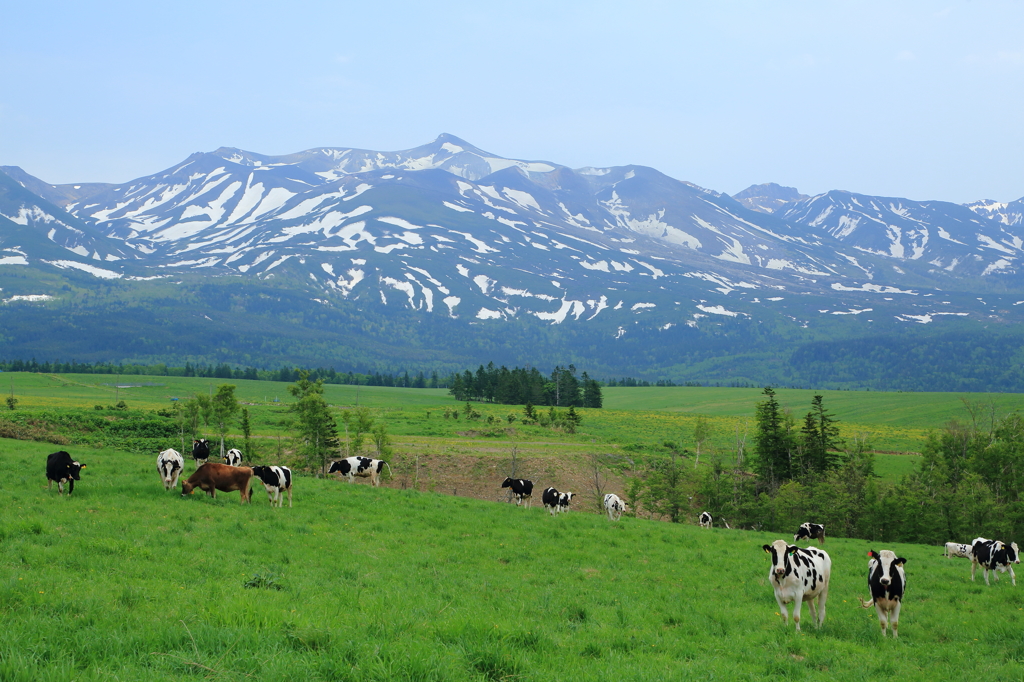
<box><xmin>557</xmin><ymin>491</ymin><xmax>575</xmax><ymax>513</ymax></box>
<box><xmin>156</xmin><ymin>448</ymin><xmax>184</xmax><ymax>490</ymax></box>
<box><xmin>542</xmin><ymin>487</ymin><xmax>561</xmax><ymax>515</ymax></box>
<box><xmin>604</xmin><ymin>493</ymin><xmax>628</xmax><ymax>521</ymax></box>
<box><xmin>328</xmin><ymin>456</ymin><xmax>392</xmax><ymax>487</ymax></box>
<box><xmin>794</xmin><ymin>522</ymin><xmax>825</xmax><ymax>545</ymax></box>
<box><xmin>224</xmin><ymin>448</ymin><xmax>243</xmax><ymax>467</ymax></box>
<box><xmin>501</xmin><ymin>477</ymin><xmax>534</xmax><ymax>507</ymax></box>
<box><xmin>762</xmin><ymin>539</ymin><xmax>831</xmax><ymax>632</ymax></box>
<box><xmin>251</xmin><ymin>465</ymin><xmax>292</xmax><ymax>508</ymax></box>
<box><xmin>859</xmin><ymin>549</ymin><xmax>907</xmax><ymax>637</ymax></box>
<box><xmin>46</xmin><ymin>451</ymin><xmax>85</xmax><ymax>495</ymax></box>
<box><xmin>192</xmin><ymin>439</ymin><xmax>211</xmax><ymax>467</ymax></box>
<box><xmin>698</xmin><ymin>511</ymin><xmax>712</xmax><ymax>528</ymax></box>
<box><xmin>943</xmin><ymin>542</ymin><xmax>972</xmax><ymax>559</ymax></box>
<box><xmin>971</xmin><ymin>537</ymin><xmax>1019</xmax><ymax>586</ymax></box>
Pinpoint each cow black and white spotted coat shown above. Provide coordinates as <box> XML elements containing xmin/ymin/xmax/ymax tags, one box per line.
<box><xmin>762</xmin><ymin>539</ymin><xmax>831</xmax><ymax>632</ymax></box>
<box><xmin>859</xmin><ymin>549</ymin><xmax>907</xmax><ymax>637</ymax></box>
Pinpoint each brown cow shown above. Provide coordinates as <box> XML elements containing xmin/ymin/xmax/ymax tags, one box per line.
<box><xmin>181</xmin><ymin>463</ymin><xmax>253</xmax><ymax>503</ymax></box>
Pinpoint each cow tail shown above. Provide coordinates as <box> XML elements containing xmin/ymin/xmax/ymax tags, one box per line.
<box><xmin>858</xmin><ymin>596</ymin><xmax>875</xmax><ymax>609</ymax></box>
<box><xmin>383</xmin><ymin>462</ymin><xmax>393</xmax><ymax>479</ymax></box>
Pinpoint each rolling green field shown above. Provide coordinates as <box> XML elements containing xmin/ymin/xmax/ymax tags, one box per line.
<box><xmin>2</xmin><ymin>439</ymin><xmax>1023</xmax><ymax>681</ymax></box>
<box><xmin>6</xmin><ymin>371</ymin><xmax>1019</xmax><ymax>460</ymax></box>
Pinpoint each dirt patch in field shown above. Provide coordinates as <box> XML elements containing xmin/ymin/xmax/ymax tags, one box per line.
<box><xmin>333</xmin><ymin>444</ymin><xmax>631</xmax><ymax>515</ymax></box>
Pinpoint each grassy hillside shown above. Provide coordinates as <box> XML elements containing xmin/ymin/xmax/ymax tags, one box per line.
<box><xmin>2</xmin><ymin>439</ymin><xmax>1022</xmax><ymax>681</ymax></box>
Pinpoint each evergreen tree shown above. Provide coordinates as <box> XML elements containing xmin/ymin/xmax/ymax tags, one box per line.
<box><xmin>753</xmin><ymin>387</ymin><xmax>795</xmax><ymax>488</ymax></box>
<box><xmin>211</xmin><ymin>384</ymin><xmax>240</xmax><ymax>458</ymax></box>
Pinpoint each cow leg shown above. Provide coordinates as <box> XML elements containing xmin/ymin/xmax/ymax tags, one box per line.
<box><xmin>791</xmin><ymin>594</ymin><xmax>803</xmax><ymax>632</ymax></box>
<box><xmin>47</xmin><ymin>479</ymin><xmax>53</xmax><ymax>490</ymax></box>
<box><xmin>815</xmin><ymin>588</ymin><xmax>828</xmax><ymax>628</ymax></box>
<box><xmin>971</xmin><ymin>561</ymin><xmax>978</xmax><ymax>582</ymax></box>
<box><xmin>874</xmin><ymin>604</ymin><xmax>889</xmax><ymax>636</ymax></box>
<box><xmin>985</xmin><ymin>568</ymin><xmax>991</xmax><ymax>586</ymax></box>
<box><xmin>1010</xmin><ymin>566</ymin><xmax>1016</xmax><ymax>586</ymax></box>
<box><xmin>890</xmin><ymin>602</ymin><xmax>901</xmax><ymax>638</ymax></box>
<box><xmin>287</xmin><ymin>486</ymin><xmax>292</xmax><ymax>508</ymax></box>
<box><xmin>57</xmin><ymin>480</ymin><xmax>64</xmax><ymax>495</ymax></box>
<box><xmin>775</xmin><ymin>595</ymin><xmax>789</xmax><ymax>627</ymax></box>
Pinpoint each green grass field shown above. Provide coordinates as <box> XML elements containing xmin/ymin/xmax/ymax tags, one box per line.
<box><xmin>2</xmin><ymin>439</ymin><xmax>1023</xmax><ymax>681</ymax></box>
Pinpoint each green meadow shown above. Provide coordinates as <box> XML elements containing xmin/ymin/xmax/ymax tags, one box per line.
<box><xmin>2</xmin><ymin>439</ymin><xmax>1023</xmax><ymax>681</ymax></box>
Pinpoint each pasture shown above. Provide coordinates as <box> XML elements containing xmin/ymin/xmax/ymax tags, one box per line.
<box><xmin>2</xmin><ymin>439</ymin><xmax>1024</xmax><ymax>681</ymax></box>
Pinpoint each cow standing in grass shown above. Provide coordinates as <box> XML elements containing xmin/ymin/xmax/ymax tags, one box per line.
<box><xmin>944</xmin><ymin>542</ymin><xmax>972</xmax><ymax>559</ymax></box>
<box><xmin>542</xmin><ymin>487</ymin><xmax>561</xmax><ymax>515</ymax></box>
<box><xmin>181</xmin><ymin>463</ymin><xmax>253</xmax><ymax>503</ymax></box>
<box><xmin>604</xmin><ymin>493</ymin><xmax>628</xmax><ymax>521</ymax></box>
<box><xmin>192</xmin><ymin>439</ymin><xmax>211</xmax><ymax>467</ymax></box>
<box><xmin>699</xmin><ymin>512</ymin><xmax>712</xmax><ymax>528</ymax></box>
<box><xmin>329</xmin><ymin>457</ymin><xmax>392</xmax><ymax>487</ymax></box>
<box><xmin>252</xmin><ymin>465</ymin><xmax>292</xmax><ymax>508</ymax></box>
<box><xmin>859</xmin><ymin>549</ymin><xmax>907</xmax><ymax>637</ymax></box>
<box><xmin>501</xmin><ymin>477</ymin><xmax>534</xmax><ymax>507</ymax></box>
<box><xmin>156</xmin><ymin>449</ymin><xmax>184</xmax><ymax>491</ymax></box>
<box><xmin>762</xmin><ymin>539</ymin><xmax>831</xmax><ymax>632</ymax></box>
<box><xmin>224</xmin><ymin>448</ymin><xmax>243</xmax><ymax>467</ymax></box>
<box><xmin>557</xmin><ymin>491</ymin><xmax>575</xmax><ymax>513</ymax></box>
<box><xmin>794</xmin><ymin>522</ymin><xmax>825</xmax><ymax>545</ymax></box>
<box><xmin>46</xmin><ymin>451</ymin><xmax>85</xmax><ymax>496</ymax></box>
<box><xmin>971</xmin><ymin>537</ymin><xmax>1019</xmax><ymax>586</ymax></box>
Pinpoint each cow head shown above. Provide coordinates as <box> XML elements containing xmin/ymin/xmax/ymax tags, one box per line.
<box><xmin>1007</xmin><ymin>542</ymin><xmax>1021</xmax><ymax>565</ymax></box>
<box><xmin>181</xmin><ymin>480</ymin><xmax>196</xmax><ymax>496</ymax></box>
<box><xmin>868</xmin><ymin>550</ymin><xmax>907</xmax><ymax>586</ymax></box>
<box><xmin>501</xmin><ymin>477</ymin><xmax>513</xmax><ymax>488</ymax></box>
<box><xmin>763</xmin><ymin>539</ymin><xmax>797</xmax><ymax>582</ymax></box>
<box><xmin>69</xmin><ymin>462</ymin><xmax>85</xmax><ymax>480</ymax></box>
<box><xmin>328</xmin><ymin>461</ymin><xmax>343</xmax><ymax>475</ymax></box>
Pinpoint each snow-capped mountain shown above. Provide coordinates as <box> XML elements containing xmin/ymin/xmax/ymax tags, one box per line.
<box><xmin>2</xmin><ymin>134</ymin><xmax>1024</xmax><ymax>386</ymax></box>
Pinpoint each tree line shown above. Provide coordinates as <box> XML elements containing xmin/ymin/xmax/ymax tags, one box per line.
<box><xmin>623</xmin><ymin>387</ymin><xmax>1024</xmax><ymax>544</ymax></box>
<box><xmin>448</xmin><ymin>363</ymin><xmax>603</xmax><ymax>408</ymax></box>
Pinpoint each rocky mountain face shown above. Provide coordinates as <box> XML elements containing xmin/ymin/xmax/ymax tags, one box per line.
<box><xmin>1</xmin><ymin>135</ymin><xmax>1023</xmax><ymax>387</ymax></box>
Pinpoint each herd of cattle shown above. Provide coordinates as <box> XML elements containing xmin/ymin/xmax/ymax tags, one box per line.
<box><xmin>43</xmin><ymin>451</ymin><xmax>1020</xmax><ymax>638</ymax></box>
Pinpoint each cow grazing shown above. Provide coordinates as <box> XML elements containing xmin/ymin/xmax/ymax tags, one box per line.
<box><xmin>252</xmin><ymin>465</ymin><xmax>292</xmax><ymax>508</ymax></box>
<box><xmin>604</xmin><ymin>493</ymin><xmax>628</xmax><ymax>521</ymax></box>
<box><xmin>971</xmin><ymin>537</ymin><xmax>1019</xmax><ymax>586</ymax></box>
<box><xmin>192</xmin><ymin>439</ymin><xmax>211</xmax><ymax>466</ymax></box>
<box><xmin>541</xmin><ymin>487</ymin><xmax>562</xmax><ymax>515</ymax></box>
<box><xmin>557</xmin><ymin>491</ymin><xmax>575</xmax><ymax>513</ymax></box>
<box><xmin>181</xmin><ymin>462</ymin><xmax>253</xmax><ymax>503</ymax></box>
<box><xmin>224</xmin><ymin>448</ymin><xmax>243</xmax><ymax>467</ymax></box>
<box><xmin>328</xmin><ymin>457</ymin><xmax>392</xmax><ymax>487</ymax></box>
<box><xmin>699</xmin><ymin>511</ymin><xmax>712</xmax><ymax>528</ymax></box>
<box><xmin>859</xmin><ymin>549</ymin><xmax>907</xmax><ymax>637</ymax></box>
<box><xmin>500</xmin><ymin>477</ymin><xmax>534</xmax><ymax>507</ymax></box>
<box><xmin>944</xmin><ymin>542</ymin><xmax>972</xmax><ymax>559</ymax></box>
<box><xmin>156</xmin><ymin>448</ymin><xmax>184</xmax><ymax>490</ymax></box>
<box><xmin>794</xmin><ymin>522</ymin><xmax>825</xmax><ymax>545</ymax></box>
<box><xmin>762</xmin><ymin>539</ymin><xmax>831</xmax><ymax>632</ymax></box>
<box><xmin>46</xmin><ymin>451</ymin><xmax>85</xmax><ymax>495</ymax></box>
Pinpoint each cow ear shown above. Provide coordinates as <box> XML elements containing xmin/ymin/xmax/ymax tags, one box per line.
<box><xmin>787</xmin><ymin>546</ymin><xmax>798</xmax><ymax>555</ymax></box>
<box><xmin>896</xmin><ymin>557</ymin><xmax>908</xmax><ymax>566</ymax></box>
<box><xmin>867</xmin><ymin>550</ymin><xmax>876</xmax><ymax>558</ymax></box>
<box><xmin>762</xmin><ymin>544</ymin><xmax>771</xmax><ymax>553</ymax></box>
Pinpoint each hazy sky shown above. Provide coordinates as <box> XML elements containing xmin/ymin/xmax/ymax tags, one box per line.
<box><xmin>2</xmin><ymin>1</ymin><xmax>1021</xmax><ymax>203</ymax></box>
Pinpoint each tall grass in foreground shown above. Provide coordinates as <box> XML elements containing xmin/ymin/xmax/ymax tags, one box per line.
<box><xmin>1</xmin><ymin>438</ymin><xmax>1023</xmax><ymax>681</ymax></box>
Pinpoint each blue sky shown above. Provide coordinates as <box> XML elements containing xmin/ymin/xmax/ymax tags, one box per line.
<box><xmin>1</xmin><ymin>1</ymin><xmax>1021</xmax><ymax>203</ymax></box>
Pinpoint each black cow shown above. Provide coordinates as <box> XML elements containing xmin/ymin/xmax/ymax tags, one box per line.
<box><xmin>46</xmin><ymin>451</ymin><xmax>85</xmax><ymax>495</ymax></box>
<box><xmin>252</xmin><ymin>465</ymin><xmax>293</xmax><ymax>508</ymax></box>
<box><xmin>501</xmin><ymin>477</ymin><xmax>534</xmax><ymax>507</ymax></box>
<box><xmin>192</xmin><ymin>439</ymin><xmax>211</xmax><ymax>466</ymax></box>
<box><xmin>971</xmin><ymin>537</ymin><xmax>1019</xmax><ymax>586</ymax></box>
<box><xmin>542</xmin><ymin>487</ymin><xmax>561</xmax><ymax>515</ymax></box>
<box><xmin>859</xmin><ymin>549</ymin><xmax>907</xmax><ymax>637</ymax></box>
<box><xmin>795</xmin><ymin>522</ymin><xmax>826</xmax><ymax>545</ymax></box>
